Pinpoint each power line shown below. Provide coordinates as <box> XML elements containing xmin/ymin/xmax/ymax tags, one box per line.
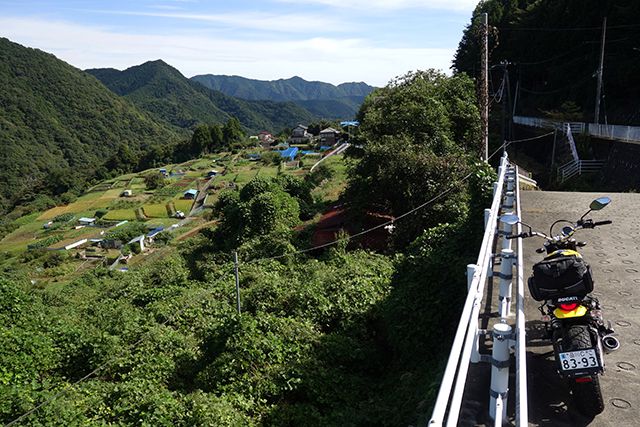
<box><xmin>243</xmin><ymin>145</ymin><xmax>516</xmax><ymax>266</ymax></box>
<box><xmin>4</xmin><ymin>269</ymin><xmax>234</xmax><ymax>427</ymax></box>
<box><xmin>498</xmin><ymin>23</ymin><xmax>640</xmax><ymax>32</ymax></box>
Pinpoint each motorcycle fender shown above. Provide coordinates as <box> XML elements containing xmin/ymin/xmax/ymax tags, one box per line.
<box><xmin>554</xmin><ymin>305</ymin><xmax>588</xmax><ymax>319</ymax></box>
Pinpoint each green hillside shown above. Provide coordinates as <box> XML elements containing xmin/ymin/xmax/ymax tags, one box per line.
<box><xmin>87</xmin><ymin>61</ymin><xmax>317</xmax><ymax>133</ymax></box>
<box><xmin>454</xmin><ymin>0</ymin><xmax>640</xmax><ymax>124</ymax></box>
<box><xmin>191</xmin><ymin>74</ymin><xmax>375</xmax><ymax>119</ymax></box>
<box><xmin>0</xmin><ymin>38</ymin><xmax>179</xmax><ymax>214</ymax></box>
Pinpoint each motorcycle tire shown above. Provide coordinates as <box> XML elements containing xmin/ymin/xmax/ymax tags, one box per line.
<box><xmin>565</xmin><ymin>325</ymin><xmax>605</xmax><ymax>416</ymax></box>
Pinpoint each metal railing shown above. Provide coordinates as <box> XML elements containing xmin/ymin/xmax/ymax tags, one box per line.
<box><xmin>429</xmin><ymin>153</ymin><xmax>527</xmax><ymax>426</ymax></box>
<box><xmin>514</xmin><ymin>115</ymin><xmax>640</xmax><ymax>144</ymax></box>
<box><xmin>558</xmin><ymin>159</ymin><xmax>605</xmax><ymax>182</ymax></box>
<box><xmin>588</xmin><ymin>123</ymin><xmax>640</xmax><ymax>144</ymax></box>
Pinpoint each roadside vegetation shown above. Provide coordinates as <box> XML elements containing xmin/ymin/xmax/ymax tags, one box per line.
<box><xmin>1</xmin><ymin>70</ymin><xmax>494</xmax><ymax>426</ymax></box>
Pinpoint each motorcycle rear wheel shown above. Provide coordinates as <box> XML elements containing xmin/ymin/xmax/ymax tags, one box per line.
<box><xmin>565</xmin><ymin>325</ymin><xmax>605</xmax><ymax>416</ymax></box>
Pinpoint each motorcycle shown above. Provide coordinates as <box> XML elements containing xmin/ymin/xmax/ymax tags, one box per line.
<box><xmin>502</xmin><ymin>196</ymin><xmax>619</xmax><ymax>417</ymax></box>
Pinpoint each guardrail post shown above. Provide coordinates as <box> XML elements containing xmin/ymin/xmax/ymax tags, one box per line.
<box><xmin>484</xmin><ymin>208</ymin><xmax>491</xmax><ymax>229</ymax></box>
<box><xmin>498</xmin><ymin>249</ymin><xmax>514</xmax><ymax>318</ymax></box>
<box><xmin>467</xmin><ymin>264</ymin><xmax>482</xmax><ymax>364</ymax></box>
<box><xmin>489</xmin><ymin>323</ymin><xmax>511</xmax><ymax>423</ymax></box>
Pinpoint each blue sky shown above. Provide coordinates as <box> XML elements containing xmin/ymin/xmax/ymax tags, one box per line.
<box><xmin>0</xmin><ymin>0</ymin><xmax>478</xmax><ymax>85</ymax></box>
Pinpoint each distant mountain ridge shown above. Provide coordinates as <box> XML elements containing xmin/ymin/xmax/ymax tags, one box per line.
<box><xmin>87</xmin><ymin>61</ymin><xmax>315</xmax><ymax>133</ymax></box>
<box><xmin>191</xmin><ymin>74</ymin><xmax>375</xmax><ymax>119</ymax></box>
<box><xmin>191</xmin><ymin>74</ymin><xmax>374</xmax><ymax>101</ymax></box>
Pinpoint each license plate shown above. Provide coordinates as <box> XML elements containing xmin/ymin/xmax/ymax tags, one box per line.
<box><xmin>558</xmin><ymin>349</ymin><xmax>600</xmax><ymax>371</ymax></box>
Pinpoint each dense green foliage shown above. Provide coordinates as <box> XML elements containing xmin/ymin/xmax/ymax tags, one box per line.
<box><xmin>454</xmin><ymin>0</ymin><xmax>640</xmax><ymax>124</ymax></box>
<box><xmin>348</xmin><ymin>70</ymin><xmax>483</xmax><ymax>247</ymax></box>
<box><xmin>0</xmin><ymin>63</ymin><xmax>493</xmax><ymax>425</ymax></box>
<box><xmin>0</xmin><ymin>38</ymin><xmax>180</xmax><ymax>214</ymax></box>
<box><xmin>192</xmin><ymin>74</ymin><xmax>375</xmax><ymax>119</ymax></box>
<box><xmin>88</xmin><ymin>61</ymin><xmax>317</xmax><ymax>133</ymax></box>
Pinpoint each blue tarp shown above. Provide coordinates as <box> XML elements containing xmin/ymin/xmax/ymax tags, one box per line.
<box><xmin>279</xmin><ymin>147</ymin><xmax>299</xmax><ymax>160</ymax></box>
<box><xmin>340</xmin><ymin>121</ymin><xmax>360</xmax><ymax>127</ymax></box>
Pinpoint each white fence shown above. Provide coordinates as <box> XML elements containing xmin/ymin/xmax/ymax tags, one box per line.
<box><xmin>429</xmin><ymin>153</ymin><xmax>527</xmax><ymax>426</ymax></box>
<box><xmin>558</xmin><ymin>159</ymin><xmax>606</xmax><ymax>182</ymax></box>
<box><xmin>588</xmin><ymin>123</ymin><xmax>640</xmax><ymax>144</ymax></box>
<box><xmin>514</xmin><ymin>115</ymin><xmax>640</xmax><ymax>144</ymax></box>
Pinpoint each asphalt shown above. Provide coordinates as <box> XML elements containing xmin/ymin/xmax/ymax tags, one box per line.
<box><xmin>520</xmin><ymin>191</ymin><xmax>640</xmax><ymax>427</ymax></box>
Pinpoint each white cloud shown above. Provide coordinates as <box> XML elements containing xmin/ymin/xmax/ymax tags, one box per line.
<box><xmin>0</xmin><ymin>17</ymin><xmax>455</xmax><ymax>86</ymax></box>
<box><xmin>276</xmin><ymin>0</ymin><xmax>479</xmax><ymax>12</ymax></box>
<box><xmin>86</xmin><ymin>9</ymin><xmax>351</xmax><ymax>33</ymax></box>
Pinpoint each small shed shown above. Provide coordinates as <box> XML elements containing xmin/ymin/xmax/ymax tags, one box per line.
<box><xmin>207</xmin><ymin>170</ymin><xmax>219</xmax><ymax>177</ymax></box>
<box><xmin>126</xmin><ymin>235</ymin><xmax>145</xmax><ymax>252</ymax></box>
<box><xmin>146</xmin><ymin>226</ymin><xmax>164</xmax><ymax>243</ymax></box>
<box><xmin>159</xmin><ymin>168</ymin><xmax>168</xmax><ymax>176</ymax></box>
<box><xmin>64</xmin><ymin>238</ymin><xmax>88</xmax><ymax>251</ymax></box>
<box><xmin>183</xmin><ymin>189</ymin><xmax>198</xmax><ymax>199</ymax></box>
<box><xmin>121</xmin><ymin>189</ymin><xmax>133</xmax><ymax>197</ymax></box>
<box><xmin>78</xmin><ymin>217</ymin><xmax>96</xmax><ymax>226</ymax></box>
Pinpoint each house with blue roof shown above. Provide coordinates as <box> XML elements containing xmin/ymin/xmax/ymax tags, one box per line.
<box><xmin>183</xmin><ymin>189</ymin><xmax>198</xmax><ymax>199</ymax></box>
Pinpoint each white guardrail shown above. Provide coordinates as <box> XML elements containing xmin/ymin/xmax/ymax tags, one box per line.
<box><xmin>429</xmin><ymin>152</ymin><xmax>527</xmax><ymax>426</ymax></box>
<box><xmin>514</xmin><ymin>115</ymin><xmax>640</xmax><ymax>144</ymax></box>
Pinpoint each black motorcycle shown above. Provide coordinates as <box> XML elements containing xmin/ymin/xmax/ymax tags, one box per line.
<box><xmin>503</xmin><ymin>196</ymin><xmax>619</xmax><ymax>416</ymax></box>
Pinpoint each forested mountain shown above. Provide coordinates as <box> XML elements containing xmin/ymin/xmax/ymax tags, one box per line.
<box><xmin>0</xmin><ymin>38</ymin><xmax>179</xmax><ymax>213</ymax></box>
<box><xmin>191</xmin><ymin>74</ymin><xmax>375</xmax><ymax>119</ymax></box>
<box><xmin>87</xmin><ymin>61</ymin><xmax>316</xmax><ymax>133</ymax></box>
<box><xmin>454</xmin><ymin>0</ymin><xmax>640</xmax><ymax>125</ymax></box>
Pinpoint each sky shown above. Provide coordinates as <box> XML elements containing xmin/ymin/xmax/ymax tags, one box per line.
<box><xmin>0</xmin><ymin>0</ymin><xmax>479</xmax><ymax>86</ymax></box>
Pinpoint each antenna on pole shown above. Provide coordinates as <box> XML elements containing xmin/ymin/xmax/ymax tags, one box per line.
<box><xmin>594</xmin><ymin>16</ymin><xmax>607</xmax><ymax>124</ymax></box>
<box><xmin>480</xmin><ymin>12</ymin><xmax>489</xmax><ymax>162</ymax></box>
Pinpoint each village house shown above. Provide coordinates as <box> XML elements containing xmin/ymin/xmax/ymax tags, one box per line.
<box><xmin>289</xmin><ymin>124</ymin><xmax>312</xmax><ymax>144</ymax></box>
<box><xmin>319</xmin><ymin>127</ymin><xmax>341</xmax><ymax>146</ymax></box>
<box><xmin>258</xmin><ymin>131</ymin><xmax>275</xmax><ymax>147</ymax></box>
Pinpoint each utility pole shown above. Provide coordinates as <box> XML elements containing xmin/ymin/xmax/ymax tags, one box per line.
<box><xmin>480</xmin><ymin>12</ymin><xmax>489</xmax><ymax>161</ymax></box>
<box><xmin>594</xmin><ymin>16</ymin><xmax>607</xmax><ymax>124</ymax></box>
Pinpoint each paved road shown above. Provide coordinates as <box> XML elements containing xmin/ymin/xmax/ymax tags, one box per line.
<box><xmin>521</xmin><ymin>191</ymin><xmax>640</xmax><ymax>426</ymax></box>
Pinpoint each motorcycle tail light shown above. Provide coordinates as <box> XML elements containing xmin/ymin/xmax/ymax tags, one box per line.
<box><xmin>575</xmin><ymin>377</ymin><xmax>593</xmax><ymax>383</ymax></box>
<box><xmin>558</xmin><ymin>303</ymin><xmax>579</xmax><ymax>311</ymax></box>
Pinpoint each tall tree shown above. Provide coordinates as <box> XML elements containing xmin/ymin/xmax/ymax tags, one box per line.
<box><xmin>222</xmin><ymin>117</ymin><xmax>244</xmax><ymax>146</ymax></box>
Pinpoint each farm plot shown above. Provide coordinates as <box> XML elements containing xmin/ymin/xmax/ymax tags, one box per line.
<box><xmin>103</xmin><ymin>209</ymin><xmax>138</xmax><ymax>221</ymax></box>
<box><xmin>142</xmin><ymin>204</ymin><xmax>170</xmax><ymax>218</ymax></box>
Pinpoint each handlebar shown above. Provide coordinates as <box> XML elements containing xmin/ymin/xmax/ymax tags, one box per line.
<box><xmin>594</xmin><ymin>220</ymin><xmax>612</xmax><ymax>227</ymax></box>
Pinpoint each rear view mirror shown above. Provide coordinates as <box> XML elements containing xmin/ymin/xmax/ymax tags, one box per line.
<box><xmin>500</xmin><ymin>214</ymin><xmax>520</xmax><ymax>225</ymax></box>
<box><xmin>590</xmin><ymin>197</ymin><xmax>611</xmax><ymax>211</ymax></box>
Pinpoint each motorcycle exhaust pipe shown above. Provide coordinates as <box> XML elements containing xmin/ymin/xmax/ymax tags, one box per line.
<box><xmin>602</xmin><ymin>335</ymin><xmax>620</xmax><ymax>352</ymax></box>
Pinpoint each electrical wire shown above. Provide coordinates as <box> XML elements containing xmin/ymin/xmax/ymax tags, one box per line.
<box><xmin>3</xmin><ymin>127</ymin><xmax>558</xmax><ymax>426</ymax></box>
<box><xmin>498</xmin><ymin>23</ymin><xmax>640</xmax><ymax>32</ymax></box>
<box><xmin>4</xmin><ymin>269</ymin><xmax>234</xmax><ymax>427</ymax></box>
<box><xmin>243</xmin><ymin>141</ymin><xmax>523</xmax><ymax>266</ymax></box>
